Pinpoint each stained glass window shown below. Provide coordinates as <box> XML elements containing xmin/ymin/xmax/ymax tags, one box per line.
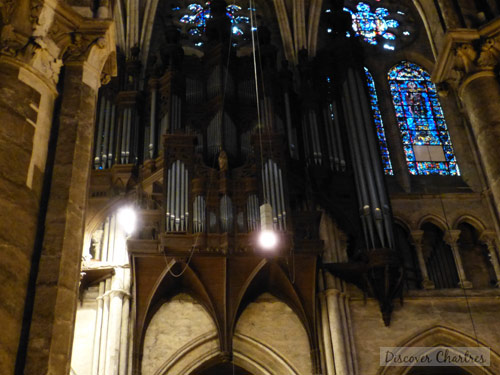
<box><xmin>335</xmin><ymin>1</ymin><xmax>414</xmax><ymax>50</ymax></box>
<box><xmin>344</xmin><ymin>2</ymin><xmax>398</xmax><ymax>45</ymax></box>
<box><xmin>388</xmin><ymin>61</ymin><xmax>460</xmax><ymax>176</ymax></box>
<box><xmin>176</xmin><ymin>2</ymin><xmax>251</xmax><ymax>41</ymax></box>
<box><xmin>365</xmin><ymin>68</ymin><xmax>393</xmax><ymax>175</ymax></box>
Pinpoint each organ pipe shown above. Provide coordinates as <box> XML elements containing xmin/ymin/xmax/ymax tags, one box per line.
<box><xmin>193</xmin><ymin>195</ymin><xmax>206</xmax><ymax>233</ymax></box>
<box><xmin>165</xmin><ymin>160</ymin><xmax>189</xmax><ymax>232</ymax></box>
<box><xmin>220</xmin><ymin>195</ymin><xmax>233</xmax><ymax>233</ymax></box>
<box><xmin>107</xmin><ymin>103</ymin><xmax>116</xmax><ymax>168</ymax></box>
<box><xmin>262</xmin><ymin>160</ymin><xmax>286</xmax><ymax>230</ymax></box>
<box><xmin>341</xmin><ymin>67</ymin><xmax>394</xmax><ymax>250</ymax></box>
<box><xmin>94</xmin><ymin>97</ymin><xmax>106</xmax><ymax>168</ymax></box>
<box><xmin>149</xmin><ymin>87</ymin><xmax>157</xmax><ymax>159</ymax></box>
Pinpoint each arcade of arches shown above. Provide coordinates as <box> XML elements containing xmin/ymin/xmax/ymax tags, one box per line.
<box><xmin>1</xmin><ymin>0</ymin><xmax>500</xmax><ymax>375</ymax></box>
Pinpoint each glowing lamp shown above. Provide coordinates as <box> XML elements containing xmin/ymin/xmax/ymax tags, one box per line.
<box><xmin>117</xmin><ymin>206</ymin><xmax>137</xmax><ymax>236</ymax></box>
<box><xmin>259</xmin><ymin>203</ymin><xmax>278</xmax><ymax>250</ymax></box>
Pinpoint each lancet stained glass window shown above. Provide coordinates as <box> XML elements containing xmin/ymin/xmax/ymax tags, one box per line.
<box><xmin>364</xmin><ymin>68</ymin><xmax>393</xmax><ymax>175</ymax></box>
<box><xmin>388</xmin><ymin>61</ymin><xmax>460</xmax><ymax>176</ymax></box>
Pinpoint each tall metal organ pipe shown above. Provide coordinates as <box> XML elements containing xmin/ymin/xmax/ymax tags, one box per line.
<box><xmin>262</xmin><ymin>159</ymin><xmax>286</xmax><ymax>231</ymax></box>
<box><xmin>148</xmin><ymin>86</ymin><xmax>157</xmax><ymax>159</ymax></box>
<box><xmin>166</xmin><ymin>160</ymin><xmax>189</xmax><ymax>232</ymax></box>
<box><xmin>342</xmin><ymin>67</ymin><xmax>393</xmax><ymax>249</ymax></box>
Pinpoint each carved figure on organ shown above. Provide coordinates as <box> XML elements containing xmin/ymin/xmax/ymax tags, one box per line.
<box><xmin>218</xmin><ymin>149</ymin><xmax>228</xmax><ymax>171</ymax></box>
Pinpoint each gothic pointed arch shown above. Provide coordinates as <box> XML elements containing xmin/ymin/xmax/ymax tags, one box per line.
<box><xmin>387</xmin><ymin>61</ymin><xmax>459</xmax><ymax>176</ymax></box>
<box><xmin>377</xmin><ymin>325</ymin><xmax>500</xmax><ymax>375</ymax></box>
<box><xmin>139</xmin><ymin>260</ymin><xmax>219</xmax><ymax>368</ymax></box>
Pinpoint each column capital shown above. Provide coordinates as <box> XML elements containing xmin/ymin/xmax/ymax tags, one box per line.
<box><xmin>409</xmin><ymin>230</ymin><xmax>425</xmax><ymax>245</ymax></box>
<box><xmin>0</xmin><ymin>0</ymin><xmax>117</xmax><ymax>89</ymax></box>
<box><xmin>443</xmin><ymin>229</ymin><xmax>461</xmax><ymax>246</ymax></box>
<box><xmin>479</xmin><ymin>230</ymin><xmax>498</xmax><ymax>245</ymax></box>
<box><xmin>433</xmin><ymin>19</ymin><xmax>500</xmax><ymax>96</ymax></box>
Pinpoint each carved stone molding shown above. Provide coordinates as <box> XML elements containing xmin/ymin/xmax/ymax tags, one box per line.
<box><xmin>0</xmin><ymin>0</ymin><xmax>16</xmax><ymax>24</ymax></box>
<box><xmin>0</xmin><ymin>0</ymin><xmax>116</xmax><ymax>89</ymax></box>
<box><xmin>433</xmin><ymin>19</ymin><xmax>500</xmax><ymax>96</ymax></box>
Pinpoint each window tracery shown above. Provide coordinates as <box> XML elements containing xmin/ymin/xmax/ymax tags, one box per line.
<box><xmin>325</xmin><ymin>1</ymin><xmax>414</xmax><ymax>50</ymax></box>
<box><xmin>343</xmin><ymin>2</ymin><xmax>399</xmax><ymax>46</ymax></box>
<box><xmin>388</xmin><ymin>61</ymin><xmax>460</xmax><ymax>176</ymax></box>
<box><xmin>174</xmin><ymin>1</ymin><xmax>252</xmax><ymax>46</ymax></box>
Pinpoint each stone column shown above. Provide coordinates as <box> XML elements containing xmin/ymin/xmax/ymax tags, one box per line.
<box><xmin>444</xmin><ymin>229</ymin><xmax>473</xmax><ymax>289</ymax></box>
<box><xmin>24</xmin><ymin>26</ymin><xmax>116</xmax><ymax>372</ymax></box>
<box><xmin>436</xmin><ymin>0</ymin><xmax>463</xmax><ymax>29</ymax></box>
<box><xmin>119</xmin><ymin>268</ymin><xmax>132</xmax><ymax>375</ymax></box>
<box><xmin>479</xmin><ymin>231</ymin><xmax>500</xmax><ymax>287</ymax></box>
<box><xmin>459</xmin><ymin>73</ymin><xmax>500</xmax><ymax>217</ymax></box>
<box><xmin>319</xmin><ymin>292</ymin><xmax>335</xmax><ymax>375</ymax></box>
<box><xmin>23</xmin><ymin>60</ymin><xmax>101</xmax><ymax>374</ymax></box>
<box><xmin>0</xmin><ymin>55</ymin><xmax>58</xmax><ymax>375</ymax></box>
<box><xmin>91</xmin><ymin>282</ymin><xmax>106</xmax><ymax>375</ymax></box>
<box><xmin>434</xmin><ymin>32</ymin><xmax>500</xmax><ymax>222</ymax></box>
<box><xmin>0</xmin><ymin>6</ymin><xmax>64</xmax><ymax>370</ymax></box>
<box><xmin>99</xmin><ymin>279</ymin><xmax>112</xmax><ymax>374</ymax></box>
<box><xmin>317</xmin><ymin>273</ymin><xmax>335</xmax><ymax>375</ymax></box>
<box><xmin>325</xmin><ymin>289</ymin><xmax>349</xmax><ymax>375</ymax></box>
<box><xmin>410</xmin><ymin>230</ymin><xmax>435</xmax><ymax>289</ymax></box>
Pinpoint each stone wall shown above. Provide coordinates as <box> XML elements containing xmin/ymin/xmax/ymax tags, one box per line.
<box><xmin>71</xmin><ymin>286</ymin><xmax>99</xmax><ymax>375</ymax></box>
<box><xmin>349</xmin><ymin>293</ymin><xmax>500</xmax><ymax>375</ymax></box>
<box><xmin>142</xmin><ymin>293</ymin><xmax>218</xmax><ymax>375</ymax></box>
<box><xmin>234</xmin><ymin>293</ymin><xmax>313</xmax><ymax>375</ymax></box>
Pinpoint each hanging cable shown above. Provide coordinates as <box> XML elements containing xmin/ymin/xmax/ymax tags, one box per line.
<box><xmin>249</xmin><ymin>0</ymin><xmax>266</xmax><ymax>203</ymax></box>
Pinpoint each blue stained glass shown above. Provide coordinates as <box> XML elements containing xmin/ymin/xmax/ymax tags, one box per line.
<box><xmin>343</xmin><ymin>2</ymin><xmax>400</xmax><ymax>45</ymax></box>
<box><xmin>388</xmin><ymin>61</ymin><xmax>460</xmax><ymax>176</ymax></box>
<box><xmin>364</xmin><ymin>68</ymin><xmax>393</xmax><ymax>175</ymax></box>
<box><xmin>179</xmin><ymin>2</ymin><xmax>250</xmax><ymax>39</ymax></box>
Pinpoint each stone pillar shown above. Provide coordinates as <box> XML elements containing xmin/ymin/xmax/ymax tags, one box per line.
<box><xmin>119</xmin><ymin>269</ymin><xmax>132</xmax><ymax>375</ymax></box>
<box><xmin>479</xmin><ymin>231</ymin><xmax>500</xmax><ymax>287</ymax></box>
<box><xmin>317</xmin><ymin>273</ymin><xmax>335</xmax><ymax>375</ymax></box>
<box><xmin>24</xmin><ymin>47</ymin><xmax>115</xmax><ymax>373</ymax></box>
<box><xmin>325</xmin><ymin>288</ymin><xmax>350</xmax><ymax>375</ymax></box>
<box><xmin>0</xmin><ymin>55</ymin><xmax>58</xmax><ymax>375</ymax></box>
<box><xmin>460</xmin><ymin>73</ymin><xmax>500</xmax><ymax>211</ymax></box>
<box><xmin>444</xmin><ymin>229</ymin><xmax>473</xmax><ymax>289</ymax></box>
<box><xmin>434</xmin><ymin>31</ymin><xmax>500</xmax><ymax>223</ymax></box>
<box><xmin>92</xmin><ymin>282</ymin><xmax>106</xmax><ymax>375</ymax></box>
<box><xmin>410</xmin><ymin>230</ymin><xmax>435</xmax><ymax>289</ymax></box>
<box><xmin>99</xmin><ymin>279</ymin><xmax>112</xmax><ymax>373</ymax></box>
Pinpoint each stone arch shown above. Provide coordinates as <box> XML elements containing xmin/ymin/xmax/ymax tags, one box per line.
<box><xmin>140</xmin><ymin>259</ymin><xmax>218</xmax><ymax>345</ymax></box>
<box><xmin>377</xmin><ymin>325</ymin><xmax>500</xmax><ymax>375</ymax></box>
<box><xmin>234</xmin><ymin>292</ymin><xmax>313</xmax><ymax>375</ymax></box>
<box><xmin>141</xmin><ymin>292</ymin><xmax>220</xmax><ymax>375</ymax></box>
<box><xmin>394</xmin><ymin>216</ymin><xmax>412</xmax><ymax>233</ymax></box>
<box><xmin>411</xmin><ymin>0</ymin><xmax>439</xmax><ymax>60</ymax></box>
<box><xmin>84</xmin><ymin>24</ymin><xmax>118</xmax><ymax>89</ymax></box>
<box><xmin>150</xmin><ymin>335</ymin><xmax>285</xmax><ymax>375</ymax></box>
<box><xmin>454</xmin><ymin>215</ymin><xmax>487</xmax><ymax>232</ymax></box>
<box><xmin>418</xmin><ymin>214</ymin><xmax>449</xmax><ymax>232</ymax></box>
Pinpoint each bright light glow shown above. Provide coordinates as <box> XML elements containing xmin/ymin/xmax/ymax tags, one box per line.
<box><xmin>258</xmin><ymin>230</ymin><xmax>278</xmax><ymax>250</ymax></box>
<box><xmin>117</xmin><ymin>207</ymin><xmax>137</xmax><ymax>236</ymax></box>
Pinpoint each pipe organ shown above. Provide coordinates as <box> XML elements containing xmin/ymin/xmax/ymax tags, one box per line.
<box><xmin>91</xmin><ymin>0</ymin><xmax>403</xmax><ymax>325</ymax></box>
